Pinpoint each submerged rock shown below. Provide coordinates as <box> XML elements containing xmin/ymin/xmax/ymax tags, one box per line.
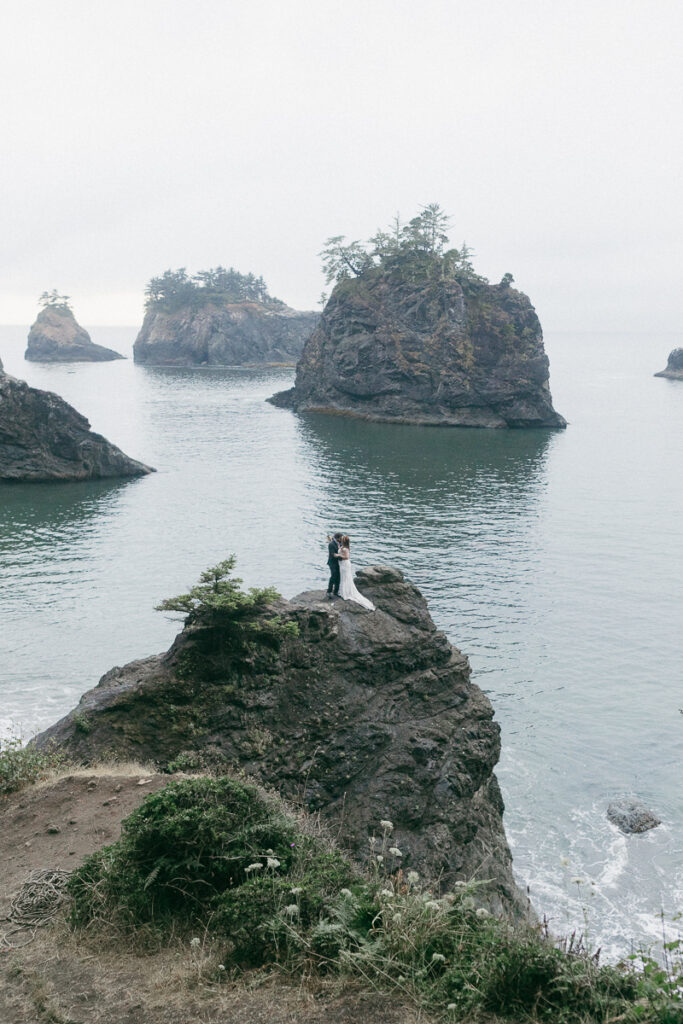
<box><xmin>26</xmin><ymin>306</ymin><xmax>124</xmax><ymax>362</ymax></box>
<box><xmin>654</xmin><ymin>348</ymin><xmax>683</xmax><ymax>380</ymax></box>
<box><xmin>34</xmin><ymin>565</ymin><xmax>526</xmax><ymax>916</ymax></box>
<box><xmin>270</xmin><ymin>271</ymin><xmax>565</xmax><ymax>428</ymax></box>
<box><xmin>607</xmin><ymin>799</ymin><xmax>661</xmax><ymax>834</ymax></box>
<box><xmin>133</xmin><ymin>302</ymin><xmax>318</xmax><ymax>366</ymax></box>
<box><xmin>0</xmin><ymin>370</ymin><xmax>153</xmax><ymax>481</ymax></box>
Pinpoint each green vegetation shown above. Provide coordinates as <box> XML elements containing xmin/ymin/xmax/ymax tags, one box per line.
<box><xmin>38</xmin><ymin>289</ymin><xmax>72</xmax><ymax>312</ymax></box>
<box><xmin>144</xmin><ymin>266</ymin><xmax>284</xmax><ymax>313</ymax></box>
<box><xmin>69</xmin><ymin>776</ymin><xmax>683</xmax><ymax>1022</ymax></box>
<box><xmin>0</xmin><ymin>735</ymin><xmax>65</xmax><ymax>795</ymax></box>
<box><xmin>155</xmin><ymin>556</ymin><xmax>297</xmax><ymax>679</ymax></box>
<box><xmin>320</xmin><ymin>203</ymin><xmax>514</xmax><ymax>293</ymax></box>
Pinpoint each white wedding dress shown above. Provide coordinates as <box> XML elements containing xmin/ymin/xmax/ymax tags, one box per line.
<box><xmin>338</xmin><ymin>558</ymin><xmax>375</xmax><ymax>610</ymax></box>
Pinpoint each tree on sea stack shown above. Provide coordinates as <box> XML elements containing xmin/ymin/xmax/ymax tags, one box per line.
<box><xmin>155</xmin><ymin>557</ymin><xmax>297</xmax><ymax>672</ymax></box>
<box><xmin>38</xmin><ymin>289</ymin><xmax>71</xmax><ymax>311</ymax></box>
<box><xmin>270</xmin><ymin>203</ymin><xmax>566</xmax><ymax>428</ymax></box>
<box><xmin>155</xmin><ymin>557</ymin><xmax>280</xmax><ymax>626</ymax></box>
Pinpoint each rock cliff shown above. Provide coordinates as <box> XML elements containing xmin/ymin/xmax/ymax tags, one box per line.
<box><xmin>26</xmin><ymin>306</ymin><xmax>124</xmax><ymax>362</ymax></box>
<box><xmin>133</xmin><ymin>301</ymin><xmax>318</xmax><ymax>366</ymax></box>
<box><xmin>35</xmin><ymin>566</ymin><xmax>525</xmax><ymax>915</ymax></box>
<box><xmin>654</xmin><ymin>347</ymin><xmax>683</xmax><ymax>380</ymax></box>
<box><xmin>270</xmin><ymin>271</ymin><xmax>565</xmax><ymax>428</ymax></box>
<box><xmin>0</xmin><ymin>369</ymin><xmax>153</xmax><ymax>481</ymax></box>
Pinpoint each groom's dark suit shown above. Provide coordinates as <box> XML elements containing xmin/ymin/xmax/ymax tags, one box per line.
<box><xmin>327</xmin><ymin>538</ymin><xmax>340</xmax><ymax>596</ymax></box>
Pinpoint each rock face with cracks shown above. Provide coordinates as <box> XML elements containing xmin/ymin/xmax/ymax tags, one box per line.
<box><xmin>26</xmin><ymin>306</ymin><xmax>124</xmax><ymax>362</ymax></box>
<box><xmin>0</xmin><ymin>369</ymin><xmax>153</xmax><ymax>480</ymax></box>
<box><xmin>270</xmin><ymin>271</ymin><xmax>565</xmax><ymax>428</ymax></box>
<box><xmin>133</xmin><ymin>301</ymin><xmax>318</xmax><ymax>366</ymax></box>
<box><xmin>35</xmin><ymin>566</ymin><xmax>526</xmax><ymax>916</ymax></box>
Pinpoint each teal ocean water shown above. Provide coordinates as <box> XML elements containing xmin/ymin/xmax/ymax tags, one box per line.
<box><xmin>1</xmin><ymin>324</ymin><xmax>681</xmax><ymax>958</ymax></box>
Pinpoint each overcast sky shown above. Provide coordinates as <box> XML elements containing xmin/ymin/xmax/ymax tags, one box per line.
<box><xmin>1</xmin><ymin>0</ymin><xmax>681</xmax><ymax>332</ymax></box>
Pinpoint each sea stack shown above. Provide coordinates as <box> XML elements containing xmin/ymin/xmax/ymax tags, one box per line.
<box><xmin>0</xmin><ymin>370</ymin><xmax>153</xmax><ymax>481</ymax></box>
<box><xmin>271</xmin><ymin>206</ymin><xmax>565</xmax><ymax>428</ymax></box>
<box><xmin>654</xmin><ymin>348</ymin><xmax>683</xmax><ymax>380</ymax></box>
<box><xmin>26</xmin><ymin>295</ymin><xmax>124</xmax><ymax>362</ymax></box>
<box><xmin>34</xmin><ymin>564</ymin><xmax>526</xmax><ymax>916</ymax></box>
<box><xmin>133</xmin><ymin>266</ymin><xmax>318</xmax><ymax>366</ymax></box>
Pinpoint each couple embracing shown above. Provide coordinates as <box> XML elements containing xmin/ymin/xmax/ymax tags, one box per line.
<box><xmin>326</xmin><ymin>533</ymin><xmax>375</xmax><ymax>611</ymax></box>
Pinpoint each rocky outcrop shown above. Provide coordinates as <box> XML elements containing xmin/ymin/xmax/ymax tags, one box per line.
<box><xmin>607</xmin><ymin>799</ymin><xmax>661</xmax><ymax>834</ymax></box>
<box><xmin>26</xmin><ymin>307</ymin><xmax>124</xmax><ymax>362</ymax></box>
<box><xmin>270</xmin><ymin>272</ymin><xmax>565</xmax><ymax>428</ymax></box>
<box><xmin>34</xmin><ymin>566</ymin><xmax>525</xmax><ymax>915</ymax></box>
<box><xmin>654</xmin><ymin>348</ymin><xmax>683</xmax><ymax>380</ymax></box>
<box><xmin>0</xmin><ymin>371</ymin><xmax>153</xmax><ymax>481</ymax></box>
<box><xmin>133</xmin><ymin>302</ymin><xmax>318</xmax><ymax>366</ymax></box>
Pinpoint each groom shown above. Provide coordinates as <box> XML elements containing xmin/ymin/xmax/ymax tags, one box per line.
<box><xmin>326</xmin><ymin>532</ymin><xmax>343</xmax><ymax>599</ymax></box>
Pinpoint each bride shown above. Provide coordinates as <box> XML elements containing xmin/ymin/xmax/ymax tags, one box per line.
<box><xmin>338</xmin><ymin>535</ymin><xmax>375</xmax><ymax>611</ymax></box>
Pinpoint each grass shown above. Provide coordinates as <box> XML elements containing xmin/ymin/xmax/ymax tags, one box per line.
<box><xmin>0</xmin><ymin>734</ymin><xmax>68</xmax><ymax>796</ymax></box>
<box><xmin>66</xmin><ymin>776</ymin><xmax>683</xmax><ymax>1023</ymax></box>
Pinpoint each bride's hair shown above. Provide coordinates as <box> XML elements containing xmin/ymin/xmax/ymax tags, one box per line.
<box><xmin>342</xmin><ymin>535</ymin><xmax>350</xmax><ymax>548</ymax></box>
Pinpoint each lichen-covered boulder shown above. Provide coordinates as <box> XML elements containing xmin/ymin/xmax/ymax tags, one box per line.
<box><xmin>607</xmin><ymin>799</ymin><xmax>661</xmax><ymax>834</ymax></box>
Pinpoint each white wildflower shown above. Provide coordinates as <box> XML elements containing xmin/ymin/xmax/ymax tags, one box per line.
<box><xmin>218</xmin><ymin>964</ymin><xmax>226</xmax><ymax>971</ymax></box>
<box><xmin>376</xmin><ymin>855</ymin><xmax>383</xmax><ymax>863</ymax></box>
<box><xmin>190</xmin><ymin>937</ymin><xmax>200</xmax><ymax>948</ymax></box>
<box><xmin>431</xmin><ymin>952</ymin><xmax>446</xmax><ymax>963</ymax></box>
<box><xmin>398</xmin><ymin>975</ymin><xmax>406</xmax><ymax>983</ymax></box>
<box><xmin>284</xmin><ymin>904</ymin><xmax>299</xmax><ymax>917</ymax></box>
<box><xmin>425</xmin><ymin>900</ymin><xmax>441</xmax><ymax>911</ymax></box>
<box><xmin>462</xmin><ymin>897</ymin><xmax>475</xmax><ymax>910</ymax></box>
<box><xmin>380</xmin><ymin>888</ymin><xmax>394</xmax><ymax>898</ymax></box>
<box><xmin>454</xmin><ymin>880</ymin><xmax>467</xmax><ymax>888</ymax></box>
<box><xmin>407</xmin><ymin>870</ymin><xmax>419</xmax><ymax>885</ymax></box>
<box><xmin>447</xmin><ymin>1004</ymin><xmax>457</xmax><ymax>1012</ymax></box>
<box><xmin>340</xmin><ymin>888</ymin><xmax>353</xmax><ymax>898</ymax></box>
<box><xmin>388</xmin><ymin>847</ymin><xmax>402</xmax><ymax>857</ymax></box>
<box><xmin>266</xmin><ymin>857</ymin><xmax>281</xmax><ymax>870</ymax></box>
<box><xmin>560</xmin><ymin>857</ymin><xmax>570</xmax><ymax>866</ymax></box>
<box><xmin>380</xmin><ymin>819</ymin><xmax>394</xmax><ymax>832</ymax></box>
<box><xmin>369</xmin><ymin>835</ymin><xmax>377</xmax><ymax>848</ymax></box>
<box><xmin>570</xmin><ymin>876</ymin><xmax>585</xmax><ymax>885</ymax></box>
<box><xmin>245</xmin><ymin>862</ymin><xmax>263</xmax><ymax>873</ymax></box>
<box><xmin>290</xmin><ymin>886</ymin><xmax>303</xmax><ymax>895</ymax></box>
<box><xmin>392</xmin><ymin>913</ymin><xmax>402</xmax><ymax>924</ymax></box>
<box><xmin>476</xmin><ymin>907</ymin><xmax>490</xmax><ymax>919</ymax></box>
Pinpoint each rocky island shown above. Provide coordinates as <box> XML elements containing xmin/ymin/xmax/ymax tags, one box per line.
<box><xmin>0</xmin><ymin>363</ymin><xmax>153</xmax><ymax>481</ymax></box>
<box><xmin>26</xmin><ymin>291</ymin><xmax>124</xmax><ymax>362</ymax></box>
<box><xmin>35</xmin><ymin>560</ymin><xmax>525</xmax><ymax>916</ymax></box>
<box><xmin>271</xmin><ymin>206</ymin><xmax>565</xmax><ymax>428</ymax></box>
<box><xmin>133</xmin><ymin>266</ymin><xmax>318</xmax><ymax>366</ymax></box>
<box><xmin>654</xmin><ymin>347</ymin><xmax>683</xmax><ymax>380</ymax></box>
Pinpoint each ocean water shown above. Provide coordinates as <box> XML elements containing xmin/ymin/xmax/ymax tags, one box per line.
<box><xmin>0</xmin><ymin>324</ymin><xmax>681</xmax><ymax>959</ymax></box>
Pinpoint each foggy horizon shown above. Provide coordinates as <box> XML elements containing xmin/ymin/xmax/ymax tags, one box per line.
<box><xmin>2</xmin><ymin>0</ymin><xmax>682</xmax><ymax>335</ymax></box>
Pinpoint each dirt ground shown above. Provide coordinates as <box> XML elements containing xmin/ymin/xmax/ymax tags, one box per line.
<box><xmin>0</xmin><ymin>771</ymin><xmax>433</xmax><ymax>1024</ymax></box>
